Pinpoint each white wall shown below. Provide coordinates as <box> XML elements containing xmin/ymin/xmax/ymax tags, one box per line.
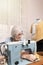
<box><xmin>0</xmin><ymin>0</ymin><xmax>43</xmax><ymax>42</ymax></box>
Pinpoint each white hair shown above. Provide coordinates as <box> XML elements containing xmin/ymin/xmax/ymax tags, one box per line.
<box><xmin>11</xmin><ymin>25</ymin><xmax>23</xmax><ymax>38</ymax></box>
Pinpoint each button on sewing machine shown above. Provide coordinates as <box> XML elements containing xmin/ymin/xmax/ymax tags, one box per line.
<box><xmin>15</xmin><ymin>61</ymin><xmax>19</xmax><ymax>65</ymax></box>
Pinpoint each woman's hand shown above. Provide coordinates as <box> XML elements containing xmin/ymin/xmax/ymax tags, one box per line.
<box><xmin>21</xmin><ymin>51</ymin><xmax>37</xmax><ymax>62</ymax></box>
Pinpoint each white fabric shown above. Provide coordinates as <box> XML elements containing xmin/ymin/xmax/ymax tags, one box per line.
<box><xmin>32</xmin><ymin>24</ymin><xmax>36</xmax><ymax>35</ymax></box>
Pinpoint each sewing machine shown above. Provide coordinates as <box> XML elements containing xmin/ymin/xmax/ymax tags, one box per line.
<box><xmin>1</xmin><ymin>40</ymin><xmax>37</xmax><ymax>65</ymax></box>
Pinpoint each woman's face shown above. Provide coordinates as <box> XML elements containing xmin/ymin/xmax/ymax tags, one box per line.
<box><xmin>14</xmin><ymin>33</ymin><xmax>22</xmax><ymax>41</ymax></box>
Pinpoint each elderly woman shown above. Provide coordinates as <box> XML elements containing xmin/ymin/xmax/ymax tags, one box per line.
<box><xmin>5</xmin><ymin>25</ymin><xmax>24</xmax><ymax>43</ymax></box>
<box><xmin>0</xmin><ymin>25</ymin><xmax>39</xmax><ymax>63</ymax></box>
<box><xmin>0</xmin><ymin>25</ymin><xmax>24</xmax><ymax>64</ymax></box>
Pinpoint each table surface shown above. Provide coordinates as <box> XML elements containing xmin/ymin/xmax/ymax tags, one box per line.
<box><xmin>27</xmin><ymin>52</ymin><xmax>43</xmax><ymax>65</ymax></box>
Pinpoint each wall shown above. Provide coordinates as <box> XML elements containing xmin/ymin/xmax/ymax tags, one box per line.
<box><xmin>0</xmin><ymin>0</ymin><xmax>43</xmax><ymax>42</ymax></box>
<box><xmin>21</xmin><ymin>0</ymin><xmax>43</xmax><ymax>40</ymax></box>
